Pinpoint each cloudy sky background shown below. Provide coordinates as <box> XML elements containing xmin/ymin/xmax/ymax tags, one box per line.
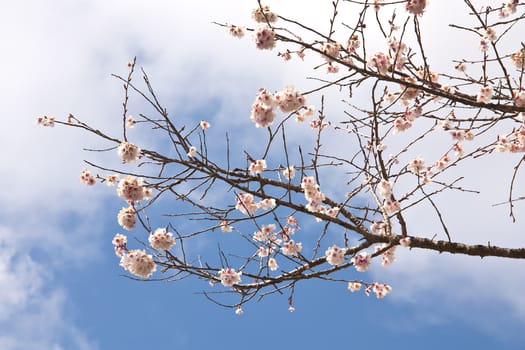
<box><xmin>1</xmin><ymin>0</ymin><xmax>524</xmax><ymax>349</ymax></box>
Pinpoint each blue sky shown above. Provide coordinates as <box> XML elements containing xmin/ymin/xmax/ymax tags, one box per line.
<box><xmin>1</xmin><ymin>0</ymin><xmax>524</xmax><ymax>349</ymax></box>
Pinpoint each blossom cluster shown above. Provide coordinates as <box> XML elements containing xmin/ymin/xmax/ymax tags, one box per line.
<box><xmin>218</xmin><ymin>268</ymin><xmax>242</xmax><ymax>286</ymax></box>
<box><xmin>251</xmin><ymin>4</ymin><xmax>278</xmax><ymax>23</ymax></box>
<box><xmin>117</xmin><ymin>175</ymin><xmax>151</xmax><ymax>202</ymax></box>
<box><xmin>117</xmin><ymin>206</ymin><xmax>136</xmax><ymax>230</ymax></box>
<box><xmin>79</xmin><ymin>169</ymin><xmax>96</xmax><ymax>186</ymax></box>
<box><xmin>112</xmin><ymin>233</ymin><xmax>127</xmax><ymax>257</ymax></box>
<box><xmin>368</xmin><ymin>52</ymin><xmax>391</xmax><ymax>75</ymax></box>
<box><xmin>389</xmin><ymin>38</ymin><xmax>407</xmax><ymax>70</ymax></box>
<box><xmin>393</xmin><ymin>106</ymin><xmax>422</xmax><ymax>134</ymax></box>
<box><xmin>499</xmin><ymin>0</ymin><xmax>518</xmax><ymax>17</ymax></box>
<box><xmin>405</xmin><ymin>0</ymin><xmax>427</xmax><ymax>15</ymax></box>
<box><xmin>351</xmin><ymin>252</ymin><xmax>371</xmax><ymax>272</ymax></box>
<box><xmin>227</xmin><ymin>24</ymin><xmax>245</xmax><ymax>38</ymax></box>
<box><xmin>36</xmin><ymin>115</ymin><xmax>55</xmax><ymax>127</ymax></box>
<box><xmin>120</xmin><ymin>249</ymin><xmax>156</xmax><ymax>278</ymax></box>
<box><xmin>325</xmin><ymin>244</ymin><xmax>346</xmax><ymax>265</ymax></box>
<box><xmin>301</xmin><ymin>176</ymin><xmax>339</xmax><ymax>218</ymax></box>
<box><xmin>375</xmin><ymin>179</ymin><xmax>400</xmax><ymax>215</ymax></box>
<box><xmin>375</xmin><ymin>244</ymin><xmax>396</xmax><ymax>266</ymax></box>
<box><xmin>235</xmin><ymin>192</ymin><xmax>260</xmax><ymax>215</ymax></box>
<box><xmin>282</xmin><ymin>165</ymin><xmax>295</xmax><ymax>179</ymax></box>
<box><xmin>281</xmin><ymin>239</ymin><xmax>303</xmax><ymax>256</ymax></box>
<box><xmin>476</xmin><ymin>84</ymin><xmax>493</xmax><ymax>103</ymax></box>
<box><xmin>118</xmin><ymin>141</ymin><xmax>141</xmax><ymax>163</ymax></box>
<box><xmin>249</xmin><ymin>159</ymin><xmax>267</xmax><ymax>175</ymax></box>
<box><xmin>495</xmin><ymin>127</ymin><xmax>525</xmax><ymax>153</ymax></box>
<box><xmin>149</xmin><ymin>227</ymin><xmax>175</xmax><ymax>250</ymax></box>
<box><xmin>254</xmin><ymin>25</ymin><xmax>276</xmax><ymax>50</ymax></box>
<box><xmin>250</xmin><ymin>86</ymin><xmax>307</xmax><ymax>128</ymax></box>
<box><xmin>251</xmin><ymin>217</ymin><xmax>301</xmax><ymax>267</ymax></box>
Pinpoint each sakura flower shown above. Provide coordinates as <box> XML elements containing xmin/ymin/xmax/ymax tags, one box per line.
<box><xmin>309</xmin><ymin>118</ymin><xmax>328</xmax><ymax>130</ymax></box>
<box><xmin>187</xmin><ymin>146</ymin><xmax>197</xmax><ymax>158</ymax></box>
<box><xmin>364</xmin><ymin>284</ymin><xmax>372</xmax><ymax>296</ymax></box>
<box><xmin>117</xmin><ymin>175</ymin><xmax>148</xmax><ymax>202</ymax></box>
<box><xmin>117</xmin><ymin>206</ymin><xmax>136</xmax><ymax>231</ymax></box>
<box><xmin>218</xmin><ymin>268</ymin><xmax>242</xmax><ymax>286</ymax></box>
<box><xmin>120</xmin><ymin>249</ymin><xmax>156</xmax><ymax>278</ymax></box>
<box><xmin>505</xmin><ymin>0</ymin><xmax>518</xmax><ymax>14</ymax></box>
<box><xmin>377</xmin><ymin>179</ymin><xmax>393</xmax><ymax>199</ymax></box>
<box><xmin>105</xmin><ymin>174</ymin><xmax>119</xmax><ymax>186</ymax></box>
<box><xmin>399</xmin><ymin>236</ymin><xmax>411</xmax><ymax>247</ymax></box>
<box><xmin>347</xmin><ymin>281</ymin><xmax>362</xmax><ymax>292</ymax></box>
<box><xmin>370</xmin><ymin>221</ymin><xmax>386</xmax><ymax>235</ymax></box>
<box><xmin>251</xmin><ymin>4</ymin><xmax>278</xmax><ymax>23</ymax></box>
<box><xmin>118</xmin><ymin>141</ymin><xmax>141</xmax><ymax>163</ymax></box>
<box><xmin>227</xmin><ymin>24</ymin><xmax>245</xmax><ymax>38</ymax></box>
<box><xmin>450</xmin><ymin>130</ymin><xmax>465</xmax><ymax>141</ymax></box>
<box><xmin>453</xmin><ymin>142</ymin><xmax>464</xmax><ymax>157</ymax></box>
<box><xmin>149</xmin><ymin>227</ymin><xmax>175</xmax><ymax>250</ymax></box>
<box><xmin>351</xmin><ymin>252</ymin><xmax>371</xmax><ymax>272</ymax></box>
<box><xmin>393</xmin><ymin>116</ymin><xmax>412</xmax><ymax>134</ymax></box>
<box><xmin>368</xmin><ymin>52</ymin><xmax>391</xmax><ymax>74</ymax></box>
<box><xmin>112</xmin><ymin>233</ymin><xmax>127</xmax><ymax>257</ymax></box>
<box><xmin>281</xmin><ymin>239</ymin><xmax>302</xmax><ymax>256</ymax></box>
<box><xmin>249</xmin><ymin>159</ymin><xmax>267</xmax><ymax>175</ymax></box>
<box><xmin>260</xmin><ymin>198</ymin><xmax>276</xmax><ymax>210</ymax></box>
<box><xmin>301</xmin><ymin>176</ymin><xmax>326</xmax><ymax>213</ymax></box>
<box><xmin>250</xmin><ymin>88</ymin><xmax>276</xmax><ymax>128</ymax></box>
<box><xmin>235</xmin><ymin>192</ymin><xmax>260</xmax><ymax>215</ymax></box>
<box><xmin>375</xmin><ymin>244</ymin><xmax>396</xmax><ymax>266</ymax></box>
<box><xmin>346</xmin><ymin>34</ymin><xmax>360</xmax><ymax>54</ymax></box>
<box><xmin>372</xmin><ymin>282</ymin><xmax>392</xmax><ymax>298</ymax></box>
<box><xmin>399</xmin><ymin>77</ymin><xmax>419</xmax><ymax>102</ymax></box>
<box><xmin>253</xmin><ymin>224</ymin><xmax>276</xmax><ymax>242</ymax></box>
<box><xmin>327</xmin><ymin>63</ymin><xmax>339</xmax><ymax>73</ymax></box>
<box><xmin>325</xmin><ymin>244</ymin><xmax>346</xmax><ymax>266</ymax></box>
<box><xmin>79</xmin><ymin>169</ymin><xmax>96</xmax><ymax>186</ymax></box>
<box><xmin>437</xmin><ymin>118</ymin><xmax>451</xmax><ymax>130</ymax></box>
<box><xmin>279</xmin><ymin>50</ymin><xmax>292</xmax><ymax>61</ymax></box>
<box><xmin>287</xmin><ymin>216</ymin><xmax>299</xmax><ymax>227</ymax></box>
<box><xmin>274</xmin><ymin>86</ymin><xmax>306</xmax><ymax>113</ymax></box>
<box><xmin>405</xmin><ymin>0</ymin><xmax>427</xmax><ymax>15</ymax></box>
<box><xmin>200</xmin><ymin>120</ymin><xmax>210</xmax><ymax>130</ymax></box>
<box><xmin>321</xmin><ymin>41</ymin><xmax>341</xmax><ymax>62</ymax></box>
<box><xmin>283</xmin><ymin>165</ymin><xmax>295</xmax><ymax>179</ymax></box>
<box><xmin>384</xmin><ymin>199</ymin><xmax>401</xmax><ymax>214</ymax></box>
<box><xmin>126</xmin><ymin>115</ymin><xmax>136</xmax><ymax>128</ymax></box>
<box><xmin>325</xmin><ymin>206</ymin><xmax>340</xmax><ymax>218</ymax></box>
<box><xmin>433</xmin><ymin>154</ymin><xmax>450</xmax><ymax>171</ymax></box>
<box><xmin>254</xmin><ymin>25</ymin><xmax>276</xmax><ymax>50</ymax></box>
<box><xmin>484</xmin><ymin>27</ymin><xmax>497</xmax><ymax>42</ymax></box>
<box><xmin>464</xmin><ymin>130</ymin><xmax>475</xmax><ymax>140</ymax></box>
<box><xmin>257</xmin><ymin>246</ymin><xmax>272</xmax><ymax>257</ymax></box>
<box><xmin>416</xmin><ymin>69</ymin><xmax>439</xmax><ymax>83</ymax></box>
<box><xmin>479</xmin><ymin>38</ymin><xmax>490</xmax><ymax>52</ymax></box>
<box><xmin>220</xmin><ymin>220</ymin><xmax>233</xmax><ymax>233</ymax></box>
<box><xmin>235</xmin><ymin>306</ymin><xmax>244</xmax><ymax>315</ymax></box>
<box><xmin>268</xmin><ymin>257</ymin><xmax>279</xmax><ymax>271</ymax></box>
<box><xmin>407</xmin><ymin>156</ymin><xmax>425</xmax><ymax>174</ymax></box>
<box><xmin>36</xmin><ymin>115</ymin><xmax>55</xmax><ymax>127</ymax></box>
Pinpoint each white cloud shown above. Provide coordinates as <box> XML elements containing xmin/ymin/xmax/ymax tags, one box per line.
<box><xmin>0</xmin><ymin>227</ymin><xmax>98</xmax><ymax>350</ymax></box>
